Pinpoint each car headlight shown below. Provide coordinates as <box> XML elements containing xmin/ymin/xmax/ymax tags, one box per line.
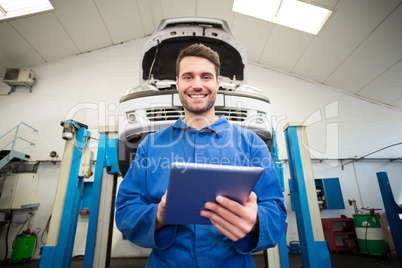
<box><xmin>256</xmin><ymin>112</ymin><xmax>265</xmax><ymax>124</ymax></box>
<box><xmin>124</xmin><ymin>84</ymin><xmax>158</xmax><ymax>96</ymax></box>
<box><xmin>236</xmin><ymin>85</ymin><xmax>263</xmax><ymax>95</ymax></box>
<box><xmin>127</xmin><ymin>112</ymin><xmax>137</xmax><ymax>123</ymax></box>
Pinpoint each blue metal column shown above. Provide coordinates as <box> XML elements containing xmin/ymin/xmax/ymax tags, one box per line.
<box><xmin>278</xmin><ymin>232</ymin><xmax>289</xmax><ymax>267</ymax></box>
<box><xmin>271</xmin><ymin>130</ymin><xmax>290</xmax><ymax>268</ymax></box>
<box><xmin>377</xmin><ymin>172</ymin><xmax>402</xmax><ymax>259</ymax></box>
<box><xmin>271</xmin><ymin>130</ymin><xmax>285</xmax><ymax>192</ymax></box>
<box><xmin>83</xmin><ymin>131</ymin><xmax>120</xmax><ymax>268</ymax></box>
<box><xmin>39</xmin><ymin>121</ymin><xmax>91</xmax><ymax>268</ymax></box>
<box><xmin>54</xmin><ymin>124</ymin><xmax>90</xmax><ymax>268</ymax></box>
<box><xmin>284</xmin><ymin>125</ymin><xmax>331</xmax><ymax>268</ymax></box>
<box><xmin>83</xmin><ymin>133</ymin><xmax>106</xmax><ymax>267</ymax></box>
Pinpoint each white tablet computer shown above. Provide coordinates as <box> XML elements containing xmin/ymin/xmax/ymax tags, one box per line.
<box><xmin>163</xmin><ymin>162</ymin><xmax>264</xmax><ymax>225</ymax></box>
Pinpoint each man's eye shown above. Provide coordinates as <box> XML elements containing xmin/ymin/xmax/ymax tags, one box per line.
<box><xmin>203</xmin><ymin>76</ymin><xmax>212</xmax><ymax>80</ymax></box>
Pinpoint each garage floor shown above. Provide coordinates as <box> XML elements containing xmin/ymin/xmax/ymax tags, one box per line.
<box><xmin>1</xmin><ymin>252</ymin><xmax>401</xmax><ymax>268</ymax></box>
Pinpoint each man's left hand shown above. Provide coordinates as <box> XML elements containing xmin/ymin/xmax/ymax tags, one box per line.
<box><xmin>200</xmin><ymin>191</ymin><xmax>259</xmax><ymax>241</ymax></box>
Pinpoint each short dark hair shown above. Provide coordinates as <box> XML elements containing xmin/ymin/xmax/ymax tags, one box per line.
<box><xmin>176</xmin><ymin>43</ymin><xmax>221</xmax><ymax>79</ymax></box>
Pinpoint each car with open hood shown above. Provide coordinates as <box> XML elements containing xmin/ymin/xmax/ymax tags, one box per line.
<box><xmin>118</xmin><ymin>17</ymin><xmax>272</xmax><ymax>176</ymax></box>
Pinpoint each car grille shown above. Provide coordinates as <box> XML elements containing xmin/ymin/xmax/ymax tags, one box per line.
<box><xmin>216</xmin><ymin>109</ymin><xmax>248</xmax><ymax>121</ymax></box>
<box><xmin>145</xmin><ymin>108</ymin><xmax>248</xmax><ymax>122</ymax></box>
<box><xmin>145</xmin><ymin>108</ymin><xmax>184</xmax><ymax>121</ymax></box>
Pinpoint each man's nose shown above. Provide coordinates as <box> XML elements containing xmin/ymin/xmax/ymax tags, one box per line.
<box><xmin>193</xmin><ymin>76</ymin><xmax>202</xmax><ymax>90</ymax></box>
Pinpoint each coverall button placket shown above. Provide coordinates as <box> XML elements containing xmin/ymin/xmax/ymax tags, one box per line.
<box><xmin>194</xmin><ymin>130</ymin><xmax>213</xmax><ymax>267</ymax></box>
<box><xmin>194</xmin><ymin>131</ymin><xmax>209</xmax><ymax>164</ymax></box>
<box><xmin>195</xmin><ymin>225</ymin><xmax>212</xmax><ymax>267</ymax></box>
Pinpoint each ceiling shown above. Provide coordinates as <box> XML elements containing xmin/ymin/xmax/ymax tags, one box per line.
<box><xmin>0</xmin><ymin>0</ymin><xmax>401</xmax><ymax>110</ymax></box>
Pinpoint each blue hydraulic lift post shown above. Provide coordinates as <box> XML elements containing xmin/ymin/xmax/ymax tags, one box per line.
<box><xmin>39</xmin><ymin>122</ymin><xmax>121</xmax><ymax>268</ymax></box>
<box><xmin>55</xmin><ymin>123</ymin><xmax>90</xmax><ymax>268</ymax></box>
<box><xmin>39</xmin><ymin>121</ymin><xmax>91</xmax><ymax>268</ymax></box>
<box><xmin>376</xmin><ymin>172</ymin><xmax>402</xmax><ymax>259</ymax></box>
<box><xmin>84</xmin><ymin>130</ymin><xmax>120</xmax><ymax>268</ymax></box>
<box><xmin>271</xmin><ymin>130</ymin><xmax>290</xmax><ymax>268</ymax></box>
<box><xmin>284</xmin><ymin>124</ymin><xmax>331</xmax><ymax>268</ymax></box>
<box><xmin>83</xmin><ymin>133</ymin><xmax>107</xmax><ymax>267</ymax></box>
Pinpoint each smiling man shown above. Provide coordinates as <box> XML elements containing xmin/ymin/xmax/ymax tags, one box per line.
<box><xmin>175</xmin><ymin>46</ymin><xmax>220</xmax><ymax>129</ymax></box>
<box><xmin>115</xmin><ymin>44</ymin><xmax>286</xmax><ymax>267</ymax></box>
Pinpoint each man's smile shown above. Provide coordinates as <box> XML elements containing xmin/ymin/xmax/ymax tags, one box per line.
<box><xmin>188</xmin><ymin>94</ymin><xmax>208</xmax><ymax>98</ymax></box>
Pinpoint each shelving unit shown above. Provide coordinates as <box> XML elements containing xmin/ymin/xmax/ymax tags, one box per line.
<box><xmin>315</xmin><ymin>178</ymin><xmax>345</xmax><ymax>210</ymax></box>
<box><xmin>322</xmin><ymin>218</ymin><xmax>358</xmax><ymax>253</ymax></box>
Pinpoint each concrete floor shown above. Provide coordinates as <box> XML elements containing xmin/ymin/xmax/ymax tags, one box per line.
<box><xmin>1</xmin><ymin>252</ymin><xmax>402</xmax><ymax>268</ymax></box>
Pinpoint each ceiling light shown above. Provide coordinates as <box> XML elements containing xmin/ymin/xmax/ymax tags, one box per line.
<box><xmin>0</xmin><ymin>0</ymin><xmax>54</xmax><ymax>21</ymax></box>
<box><xmin>233</xmin><ymin>0</ymin><xmax>333</xmax><ymax>35</ymax></box>
<box><xmin>233</xmin><ymin>0</ymin><xmax>281</xmax><ymax>22</ymax></box>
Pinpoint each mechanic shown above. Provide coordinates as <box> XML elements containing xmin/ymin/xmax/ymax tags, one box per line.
<box><xmin>115</xmin><ymin>43</ymin><xmax>286</xmax><ymax>267</ymax></box>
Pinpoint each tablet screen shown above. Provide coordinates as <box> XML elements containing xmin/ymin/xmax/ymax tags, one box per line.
<box><xmin>163</xmin><ymin>162</ymin><xmax>263</xmax><ymax>225</ymax></box>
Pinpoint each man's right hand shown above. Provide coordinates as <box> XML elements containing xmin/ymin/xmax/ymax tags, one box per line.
<box><xmin>156</xmin><ymin>191</ymin><xmax>167</xmax><ymax>230</ymax></box>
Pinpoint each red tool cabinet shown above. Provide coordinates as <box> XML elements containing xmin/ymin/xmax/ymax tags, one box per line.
<box><xmin>322</xmin><ymin>218</ymin><xmax>358</xmax><ymax>253</ymax></box>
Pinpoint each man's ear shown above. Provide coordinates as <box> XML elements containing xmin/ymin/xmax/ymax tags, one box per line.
<box><xmin>176</xmin><ymin>76</ymin><xmax>179</xmax><ymax>90</ymax></box>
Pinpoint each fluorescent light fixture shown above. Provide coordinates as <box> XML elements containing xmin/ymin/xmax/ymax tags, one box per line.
<box><xmin>0</xmin><ymin>0</ymin><xmax>54</xmax><ymax>21</ymax></box>
<box><xmin>233</xmin><ymin>0</ymin><xmax>332</xmax><ymax>35</ymax></box>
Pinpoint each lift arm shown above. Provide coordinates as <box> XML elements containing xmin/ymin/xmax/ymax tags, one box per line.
<box><xmin>377</xmin><ymin>172</ymin><xmax>402</xmax><ymax>259</ymax></box>
<box><xmin>284</xmin><ymin>123</ymin><xmax>331</xmax><ymax>268</ymax></box>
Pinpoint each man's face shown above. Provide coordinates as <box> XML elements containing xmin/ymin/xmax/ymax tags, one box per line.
<box><xmin>176</xmin><ymin>56</ymin><xmax>220</xmax><ymax>115</ymax></box>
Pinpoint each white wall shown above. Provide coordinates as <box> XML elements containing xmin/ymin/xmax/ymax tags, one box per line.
<box><xmin>247</xmin><ymin>63</ymin><xmax>402</xmax><ymax>249</ymax></box>
<box><xmin>0</xmin><ymin>37</ymin><xmax>401</xmax><ymax>260</ymax></box>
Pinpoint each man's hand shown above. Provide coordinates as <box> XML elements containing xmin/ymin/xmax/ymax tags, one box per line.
<box><xmin>200</xmin><ymin>191</ymin><xmax>259</xmax><ymax>241</ymax></box>
<box><xmin>156</xmin><ymin>191</ymin><xmax>167</xmax><ymax>231</ymax></box>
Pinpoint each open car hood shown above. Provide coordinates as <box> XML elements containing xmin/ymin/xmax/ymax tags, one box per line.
<box><xmin>140</xmin><ymin>17</ymin><xmax>247</xmax><ymax>87</ymax></box>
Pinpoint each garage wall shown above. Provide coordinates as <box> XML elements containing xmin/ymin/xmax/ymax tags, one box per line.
<box><xmin>248</xmin><ymin>63</ymin><xmax>402</xmax><ymax>249</ymax></box>
<box><xmin>0</xmin><ymin>37</ymin><xmax>401</xmax><ymax>259</ymax></box>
